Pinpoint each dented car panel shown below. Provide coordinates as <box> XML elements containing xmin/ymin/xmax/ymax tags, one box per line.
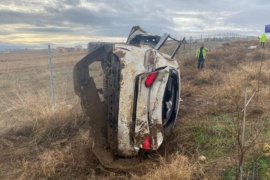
<box><xmin>148</xmin><ymin>69</ymin><xmax>169</xmax><ymax>149</ymax></box>
<box><xmin>134</xmin><ymin>75</ymin><xmax>150</xmax><ymax>149</ymax></box>
<box><xmin>113</xmin><ymin>45</ymin><xmax>148</xmax><ymax>155</ymax></box>
<box><xmin>113</xmin><ymin>44</ymin><xmax>180</xmax><ymax>156</ymax></box>
<box><xmin>73</xmin><ymin>26</ymin><xmax>183</xmax><ymax>164</ymax></box>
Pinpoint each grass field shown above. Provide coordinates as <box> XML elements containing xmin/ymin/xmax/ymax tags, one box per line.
<box><xmin>0</xmin><ymin>41</ymin><xmax>269</xmax><ymax>179</ymax></box>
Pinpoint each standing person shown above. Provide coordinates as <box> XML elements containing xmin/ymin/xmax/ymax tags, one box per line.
<box><xmin>260</xmin><ymin>33</ymin><xmax>268</xmax><ymax>48</ymax></box>
<box><xmin>196</xmin><ymin>44</ymin><xmax>208</xmax><ymax>70</ymax></box>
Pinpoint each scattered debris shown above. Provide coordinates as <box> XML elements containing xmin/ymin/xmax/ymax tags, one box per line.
<box><xmin>247</xmin><ymin>45</ymin><xmax>257</xmax><ymax>50</ymax></box>
<box><xmin>263</xmin><ymin>143</ymin><xmax>270</xmax><ymax>157</ymax></box>
<box><xmin>198</xmin><ymin>155</ymin><xmax>207</xmax><ymax>162</ymax></box>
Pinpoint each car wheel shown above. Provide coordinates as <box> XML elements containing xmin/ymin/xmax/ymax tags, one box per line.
<box><xmin>162</xmin><ymin>70</ymin><xmax>179</xmax><ymax>136</ymax></box>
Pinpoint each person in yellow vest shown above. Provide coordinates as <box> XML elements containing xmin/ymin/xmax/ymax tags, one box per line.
<box><xmin>195</xmin><ymin>44</ymin><xmax>209</xmax><ymax>70</ymax></box>
<box><xmin>260</xmin><ymin>33</ymin><xmax>267</xmax><ymax>48</ymax></box>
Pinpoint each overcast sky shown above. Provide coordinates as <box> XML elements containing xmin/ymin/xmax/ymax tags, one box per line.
<box><xmin>0</xmin><ymin>0</ymin><xmax>269</xmax><ymax>47</ymax></box>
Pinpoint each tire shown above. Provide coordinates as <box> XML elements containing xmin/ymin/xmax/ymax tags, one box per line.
<box><xmin>162</xmin><ymin>70</ymin><xmax>179</xmax><ymax>136</ymax></box>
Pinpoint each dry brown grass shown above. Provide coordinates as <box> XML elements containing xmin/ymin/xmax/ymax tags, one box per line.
<box><xmin>0</xmin><ymin>93</ymin><xmax>96</xmax><ymax>179</ymax></box>
<box><xmin>0</xmin><ymin>51</ymin><xmax>93</xmax><ymax>179</ymax></box>
<box><xmin>0</xmin><ymin>41</ymin><xmax>269</xmax><ymax>179</ymax></box>
<box><xmin>0</xmin><ymin>90</ymin><xmax>77</xmax><ymax>140</ymax></box>
<box><xmin>19</xmin><ymin>130</ymin><xmax>96</xmax><ymax>179</ymax></box>
<box><xmin>139</xmin><ymin>154</ymin><xmax>195</xmax><ymax>180</ymax></box>
<box><xmin>194</xmin><ymin>69</ymin><xmax>222</xmax><ymax>85</ymax></box>
<box><xmin>175</xmin><ymin>41</ymin><xmax>270</xmax><ymax>178</ymax></box>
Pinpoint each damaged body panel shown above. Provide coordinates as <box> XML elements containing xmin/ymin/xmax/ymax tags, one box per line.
<box><xmin>73</xmin><ymin>26</ymin><xmax>183</xmax><ymax>166</ymax></box>
<box><xmin>114</xmin><ymin>44</ymin><xmax>180</xmax><ymax>156</ymax></box>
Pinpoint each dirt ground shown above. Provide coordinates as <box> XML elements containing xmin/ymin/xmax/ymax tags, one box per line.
<box><xmin>0</xmin><ymin>41</ymin><xmax>269</xmax><ymax>179</ymax></box>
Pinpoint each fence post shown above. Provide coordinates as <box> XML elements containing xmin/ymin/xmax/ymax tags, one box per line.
<box><xmin>190</xmin><ymin>36</ymin><xmax>192</xmax><ymax>50</ymax></box>
<box><xmin>238</xmin><ymin>87</ymin><xmax>248</xmax><ymax>180</ymax></box>
<box><xmin>48</xmin><ymin>44</ymin><xmax>56</xmax><ymax>108</ymax></box>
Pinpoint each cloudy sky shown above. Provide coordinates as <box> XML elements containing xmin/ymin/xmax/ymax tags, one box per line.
<box><xmin>0</xmin><ymin>0</ymin><xmax>269</xmax><ymax>47</ymax></box>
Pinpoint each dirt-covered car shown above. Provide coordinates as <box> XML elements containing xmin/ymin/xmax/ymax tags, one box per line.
<box><xmin>73</xmin><ymin>26</ymin><xmax>184</xmax><ymax>166</ymax></box>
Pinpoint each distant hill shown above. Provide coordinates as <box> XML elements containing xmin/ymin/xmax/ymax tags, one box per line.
<box><xmin>0</xmin><ymin>43</ymin><xmax>25</xmax><ymax>52</ymax></box>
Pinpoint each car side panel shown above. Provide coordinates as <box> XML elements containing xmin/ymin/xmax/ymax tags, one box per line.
<box><xmin>148</xmin><ymin>69</ymin><xmax>169</xmax><ymax>149</ymax></box>
<box><xmin>134</xmin><ymin>75</ymin><xmax>150</xmax><ymax>148</ymax></box>
<box><xmin>113</xmin><ymin>45</ymin><xmax>146</xmax><ymax>156</ymax></box>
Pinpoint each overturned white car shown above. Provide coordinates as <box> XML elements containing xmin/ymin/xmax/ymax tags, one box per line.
<box><xmin>74</xmin><ymin>26</ymin><xmax>183</xmax><ymax>166</ymax></box>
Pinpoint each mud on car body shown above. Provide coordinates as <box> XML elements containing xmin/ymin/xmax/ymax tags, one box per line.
<box><xmin>73</xmin><ymin>26</ymin><xmax>184</xmax><ymax>165</ymax></box>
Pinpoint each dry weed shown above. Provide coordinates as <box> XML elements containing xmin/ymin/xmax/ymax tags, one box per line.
<box><xmin>1</xmin><ymin>41</ymin><xmax>269</xmax><ymax>179</ymax></box>
<box><xmin>0</xmin><ymin>90</ymin><xmax>80</xmax><ymax>142</ymax></box>
<box><xmin>139</xmin><ymin>154</ymin><xmax>195</xmax><ymax>180</ymax></box>
<box><xmin>22</xmin><ymin>147</ymin><xmax>74</xmax><ymax>178</ymax></box>
<box><xmin>194</xmin><ymin>69</ymin><xmax>222</xmax><ymax>85</ymax></box>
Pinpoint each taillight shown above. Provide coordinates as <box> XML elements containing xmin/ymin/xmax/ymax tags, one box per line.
<box><xmin>145</xmin><ymin>72</ymin><xmax>158</xmax><ymax>88</ymax></box>
<box><xmin>143</xmin><ymin>137</ymin><xmax>151</xmax><ymax>150</ymax></box>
